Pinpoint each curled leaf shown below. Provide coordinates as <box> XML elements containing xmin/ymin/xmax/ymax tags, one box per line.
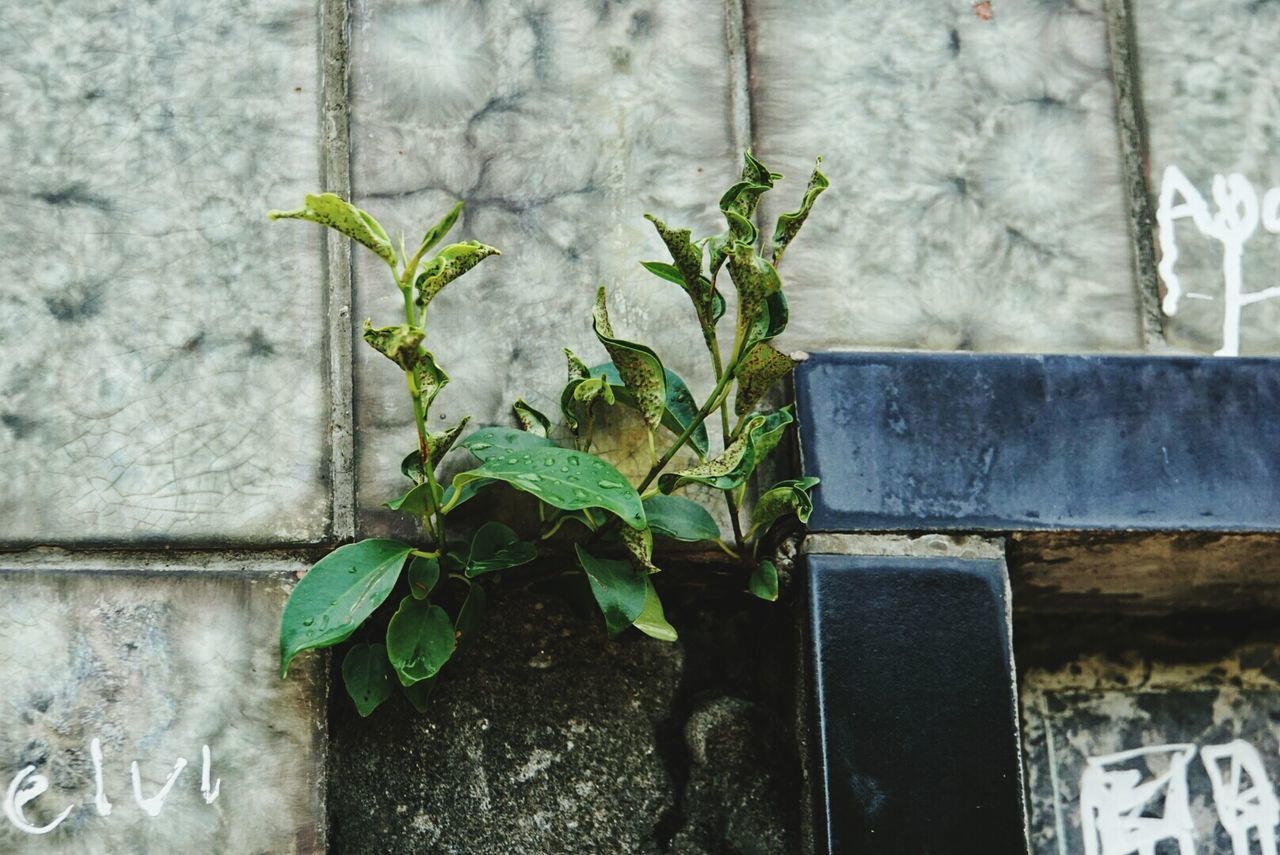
<box><xmin>748</xmin><ymin>476</ymin><xmax>820</xmax><ymax>539</ymax></box>
<box><xmin>658</xmin><ymin>408</ymin><xmax>793</xmax><ymax>494</ymax></box>
<box><xmin>363</xmin><ymin>321</ymin><xmax>425</xmax><ymax>371</ymax></box>
<box><xmin>621</xmin><ymin>525</ymin><xmax>659</xmax><ymax>574</ymax></box>
<box><xmin>400</xmin><ymin>417</ymin><xmax>470</xmax><ymax>484</ymax></box>
<box><xmin>642</xmin><ymin>217</ymin><xmax>726</xmax><ymax>338</ymax></box>
<box><xmin>513</xmin><ymin>398</ymin><xmax>552</xmax><ymax>437</ymax></box>
<box><xmin>728</xmin><ymin>242</ymin><xmax>784</xmax><ymax>358</ymax></box>
<box><xmin>592</xmin><ymin>287</ymin><xmax>666</xmax><ymax>434</ymax></box>
<box><xmin>772</xmin><ymin>158</ymin><xmax>829</xmax><ymax>265</ymax></box>
<box><xmin>411</xmin><ymin>350</ymin><xmax>449</xmax><ymax>408</ymax></box>
<box><xmin>415</xmin><ymin>241</ymin><xmax>501</xmax><ymax>310</ymax></box>
<box><xmin>590</xmin><ymin>362</ymin><xmax>707</xmax><ymax>457</ymax></box>
<box><xmin>734</xmin><ymin>344</ymin><xmax>795</xmax><ymax>417</ymax></box>
<box><xmin>565</xmin><ymin>348</ymin><xmax>591</xmax><ymax>382</ymax></box>
<box><xmin>413</xmin><ymin>201</ymin><xmax>464</xmax><ymax>266</ymax></box>
<box><xmin>268</xmin><ymin>193</ymin><xmax>397</xmax><ymax>268</ymax></box>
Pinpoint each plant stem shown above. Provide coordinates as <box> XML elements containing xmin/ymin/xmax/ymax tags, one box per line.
<box><xmin>637</xmin><ymin>367</ymin><xmax>734</xmax><ymax>494</ymax></box>
<box><xmin>706</xmin><ymin>329</ymin><xmax>748</xmax><ymax>555</ymax></box>
<box><xmin>399</xmin><ymin>273</ymin><xmax>448</xmax><ymax>552</ymax></box>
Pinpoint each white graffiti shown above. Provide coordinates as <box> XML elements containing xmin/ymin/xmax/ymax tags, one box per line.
<box><xmin>2</xmin><ymin>739</ymin><xmax>220</xmax><ymax>835</ymax></box>
<box><xmin>1081</xmin><ymin>740</ymin><xmax>1280</xmax><ymax>855</ymax></box>
<box><xmin>1202</xmin><ymin>740</ymin><xmax>1279</xmax><ymax>855</ymax></box>
<box><xmin>1156</xmin><ymin>164</ymin><xmax>1280</xmax><ymax>356</ymax></box>
<box><xmin>1081</xmin><ymin>743</ymin><xmax>1197</xmax><ymax>855</ymax></box>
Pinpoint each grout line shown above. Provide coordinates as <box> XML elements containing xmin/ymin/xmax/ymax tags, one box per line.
<box><xmin>320</xmin><ymin>0</ymin><xmax>357</xmax><ymax>541</ymax></box>
<box><xmin>723</xmin><ymin>0</ymin><xmax>755</xmax><ymax>157</ymax></box>
<box><xmin>1103</xmin><ymin>0</ymin><xmax>1167</xmax><ymax>351</ymax></box>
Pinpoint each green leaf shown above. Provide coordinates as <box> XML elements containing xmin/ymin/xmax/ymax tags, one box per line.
<box><xmin>591</xmin><ymin>362</ymin><xmax>708</xmax><ymax>457</ymax></box>
<box><xmin>384</xmin><ymin>481</ymin><xmax>437</xmax><ymax>517</ymax></box>
<box><xmin>443</xmin><ymin>447</ymin><xmax>647</xmax><ymax>530</ymax></box>
<box><xmin>455</xmin><ymin>580</ymin><xmax>487</xmax><ymax>652</ymax></box>
<box><xmin>465</xmin><ymin>521</ymin><xmax>537</xmax><ymax>577</ymax></box>
<box><xmin>641</xmin><ymin>216</ymin><xmax>727</xmax><ymax>339</ymax></box>
<box><xmin>415</xmin><ymin>241</ymin><xmax>500</xmax><ymax>311</ymax></box>
<box><xmin>575</xmin><ymin>544</ymin><xmax>647</xmax><ymax>638</ymax></box>
<box><xmin>411</xmin><ymin>349</ymin><xmax>450</xmax><ymax>408</ymax></box>
<box><xmin>642</xmin><ymin>494</ymin><xmax>721</xmax><ymax>542</ymax></box>
<box><xmin>513</xmin><ymin>398</ymin><xmax>551</xmax><ymax>438</ymax></box>
<box><xmin>658</xmin><ymin>408</ymin><xmax>793</xmax><ymax>494</ymax></box>
<box><xmin>728</xmin><ymin>242</ymin><xmax>784</xmax><ymax>357</ymax></box>
<box><xmin>749</xmin><ymin>476</ymin><xmax>820</xmax><ymax>539</ymax></box>
<box><xmin>407</xmin><ymin>555</ymin><xmax>440</xmax><ymax>599</ymax></box>
<box><xmin>459</xmin><ymin>426</ymin><xmax>557</xmax><ymax>462</ymax></box>
<box><xmin>772</xmin><ymin>158</ymin><xmax>829</xmax><ymax>265</ymax></box>
<box><xmin>592</xmin><ymin>287</ymin><xmax>666</xmax><ymax>435</ymax></box>
<box><xmin>634</xmin><ymin>578</ymin><xmax>678</xmax><ymax>641</ymax></box>
<box><xmin>705</xmin><ymin>208</ymin><xmax>757</xmax><ymax>279</ymax></box>
<box><xmin>268</xmin><ymin>193</ymin><xmax>397</xmax><ymax>268</ymax></box>
<box><xmin>402</xmin><ymin>676</ymin><xmax>437</xmax><ymax>714</ymax></box>
<box><xmin>362</xmin><ymin>321</ymin><xmax>425</xmax><ymax>371</ymax></box>
<box><xmin>386</xmin><ymin>597</ymin><xmax>456</xmax><ymax>686</ymax></box>
<box><xmin>748</xmin><ymin>560</ymin><xmax>780</xmax><ymax>602</ymax></box>
<box><xmin>621</xmin><ymin>525</ymin><xmax>659</xmax><ymax>574</ymax></box>
<box><xmin>342</xmin><ymin>643</ymin><xmax>396</xmax><ymax>717</ymax></box>
<box><xmin>734</xmin><ymin>344</ymin><xmax>795</xmax><ymax>417</ymax></box>
<box><xmin>413</xmin><ymin>200</ymin><xmax>464</xmax><ymax>264</ymax></box>
<box><xmin>279</xmin><ymin>539</ymin><xmax>413</xmax><ymax>677</ymax></box>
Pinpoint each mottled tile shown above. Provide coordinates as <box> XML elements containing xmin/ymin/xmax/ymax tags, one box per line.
<box><xmin>348</xmin><ymin>0</ymin><xmax>740</xmax><ymax>521</ymax></box>
<box><xmin>1022</xmin><ymin>649</ymin><xmax>1280</xmax><ymax>854</ymax></box>
<box><xmin>0</xmin><ymin>568</ymin><xmax>325</xmax><ymax>853</ymax></box>
<box><xmin>752</xmin><ymin>0</ymin><xmax>1143</xmax><ymax>353</ymax></box>
<box><xmin>0</xmin><ymin>1</ymin><xmax>330</xmax><ymax>543</ymax></box>
<box><xmin>1133</xmin><ymin>0</ymin><xmax>1280</xmax><ymax>354</ymax></box>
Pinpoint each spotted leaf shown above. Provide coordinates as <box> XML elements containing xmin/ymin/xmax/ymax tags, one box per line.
<box><xmin>415</xmin><ymin>241</ymin><xmax>500</xmax><ymax>310</ymax></box>
<box><xmin>592</xmin><ymin>287</ymin><xmax>666</xmax><ymax>434</ymax></box>
<box><xmin>734</xmin><ymin>343</ymin><xmax>794</xmax><ymax>417</ymax></box>
<box><xmin>268</xmin><ymin>193</ymin><xmax>397</xmax><ymax>268</ymax></box>
<box><xmin>772</xmin><ymin>158</ymin><xmax>829</xmax><ymax>265</ymax></box>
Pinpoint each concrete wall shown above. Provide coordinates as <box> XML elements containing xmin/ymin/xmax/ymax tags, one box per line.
<box><xmin>3</xmin><ymin>0</ymin><xmax>1278</xmax><ymax>851</ymax></box>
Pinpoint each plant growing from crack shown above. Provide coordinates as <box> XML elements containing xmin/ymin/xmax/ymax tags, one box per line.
<box><xmin>270</xmin><ymin>151</ymin><xmax>827</xmax><ymax>716</ymax></box>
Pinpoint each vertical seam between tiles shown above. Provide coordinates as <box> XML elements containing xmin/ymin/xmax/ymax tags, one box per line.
<box><xmin>1104</xmin><ymin>0</ymin><xmax>1167</xmax><ymax>350</ymax></box>
<box><xmin>320</xmin><ymin>0</ymin><xmax>356</xmax><ymax>542</ymax></box>
<box><xmin>724</xmin><ymin>0</ymin><xmax>755</xmax><ymax>158</ymax></box>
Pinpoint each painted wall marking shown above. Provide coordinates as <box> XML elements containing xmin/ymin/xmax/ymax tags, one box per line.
<box><xmin>1156</xmin><ymin>164</ymin><xmax>1280</xmax><ymax>356</ymax></box>
<box><xmin>3</xmin><ymin>740</ymin><xmax>220</xmax><ymax>835</ymax></box>
<box><xmin>1080</xmin><ymin>739</ymin><xmax>1280</xmax><ymax>854</ymax></box>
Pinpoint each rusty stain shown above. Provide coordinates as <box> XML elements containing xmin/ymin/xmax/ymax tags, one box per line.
<box><xmin>973</xmin><ymin>1</ymin><xmax>993</xmax><ymax>21</ymax></box>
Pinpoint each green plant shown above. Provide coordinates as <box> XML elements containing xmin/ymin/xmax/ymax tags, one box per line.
<box><xmin>269</xmin><ymin>151</ymin><xmax>827</xmax><ymax>716</ymax></box>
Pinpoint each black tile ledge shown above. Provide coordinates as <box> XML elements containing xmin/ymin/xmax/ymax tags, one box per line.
<box><xmin>795</xmin><ymin>351</ymin><xmax>1280</xmax><ymax>534</ymax></box>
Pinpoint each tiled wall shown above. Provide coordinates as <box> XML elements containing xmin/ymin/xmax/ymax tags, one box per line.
<box><xmin>2</xmin><ymin>0</ymin><xmax>1276</xmax><ymax>848</ymax></box>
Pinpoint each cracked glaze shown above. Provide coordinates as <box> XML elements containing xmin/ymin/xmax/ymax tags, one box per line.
<box><xmin>348</xmin><ymin>0</ymin><xmax>739</xmax><ymax>520</ymax></box>
<box><xmin>0</xmin><ymin>0</ymin><xmax>329</xmax><ymax>543</ymax></box>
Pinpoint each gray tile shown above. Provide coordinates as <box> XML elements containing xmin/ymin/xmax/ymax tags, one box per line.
<box><xmin>1133</xmin><ymin>0</ymin><xmax>1280</xmax><ymax>355</ymax></box>
<box><xmin>0</xmin><ymin>568</ymin><xmax>325</xmax><ymax>853</ymax></box>
<box><xmin>0</xmin><ymin>1</ymin><xmax>331</xmax><ymax>544</ymax></box>
<box><xmin>751</xmin><ymin>0</ymin><xmax>1143</xmax><ymax>353</ymax></box>
<box><xmin>1022</xmin><ymin>650</ymin><xmax>1280</xmax><ymax>854</ymax></box>
<box><xmin>348</xmin><ymin>0</ymin><xmax>740</xmax><ymax>521</ymax></box>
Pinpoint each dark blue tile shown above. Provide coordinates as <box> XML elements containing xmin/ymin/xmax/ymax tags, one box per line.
<box><xmin>795</xmin><ymin>352</ymin><xmax>1280</xmax><ymax>533</ymax></box>
<box><xmin>806</xmin><ymin>554</ymin><xmax>1026</xmax><ymax>853</ymax></box>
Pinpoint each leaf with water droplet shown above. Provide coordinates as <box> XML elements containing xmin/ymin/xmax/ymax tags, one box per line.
<box><xmin>342</xmin><ymin>643</ymin><xmax>396</xmax><ymax>717</ymax></box>
<box><xmin>592</xmin><ymin>287</ymin><xmax>666</xmax><ymax>436</ymax></box>
<box><xmin>463</xmin><ymin>521</ymin><xmax>537</xmax><ymax>577</ymax></box>
<box><xmin>386</xmin><ymin>597</ymin><xmax>456</xmax><ymax>686</ymax></box>
<box><xmin>459</xmin><ymin>427</ymin><xmax>557</xmax><ymax>462</ymax></box>
<box><xmin>575</xmin><ymin>544</ymin><xmax>647</xmax><ymax>638</ymax></box>
<box><xmin>280</xmin><ymin>538</ymin><xmax>413</xmax><ymax>677</ymax></box>
<box><xmin>444</xmin><ymin>448</ymin><xmax>646</xmax><ymax>530</ymax></box>
<box><xmin>642</xmin><ymin>495</ymin><xmax>721</xmax><ymax>542</ymax></box>
<box><xmin>268</xmin><ymin>193</ymin><xmax>397</xmax><ymax>267</ymax></box>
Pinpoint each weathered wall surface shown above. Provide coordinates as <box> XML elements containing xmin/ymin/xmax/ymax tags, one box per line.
<box><xmin>2</xmin><ymin>0</ymin><xmax>1277</xmax><ymax>851</ymax></box>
